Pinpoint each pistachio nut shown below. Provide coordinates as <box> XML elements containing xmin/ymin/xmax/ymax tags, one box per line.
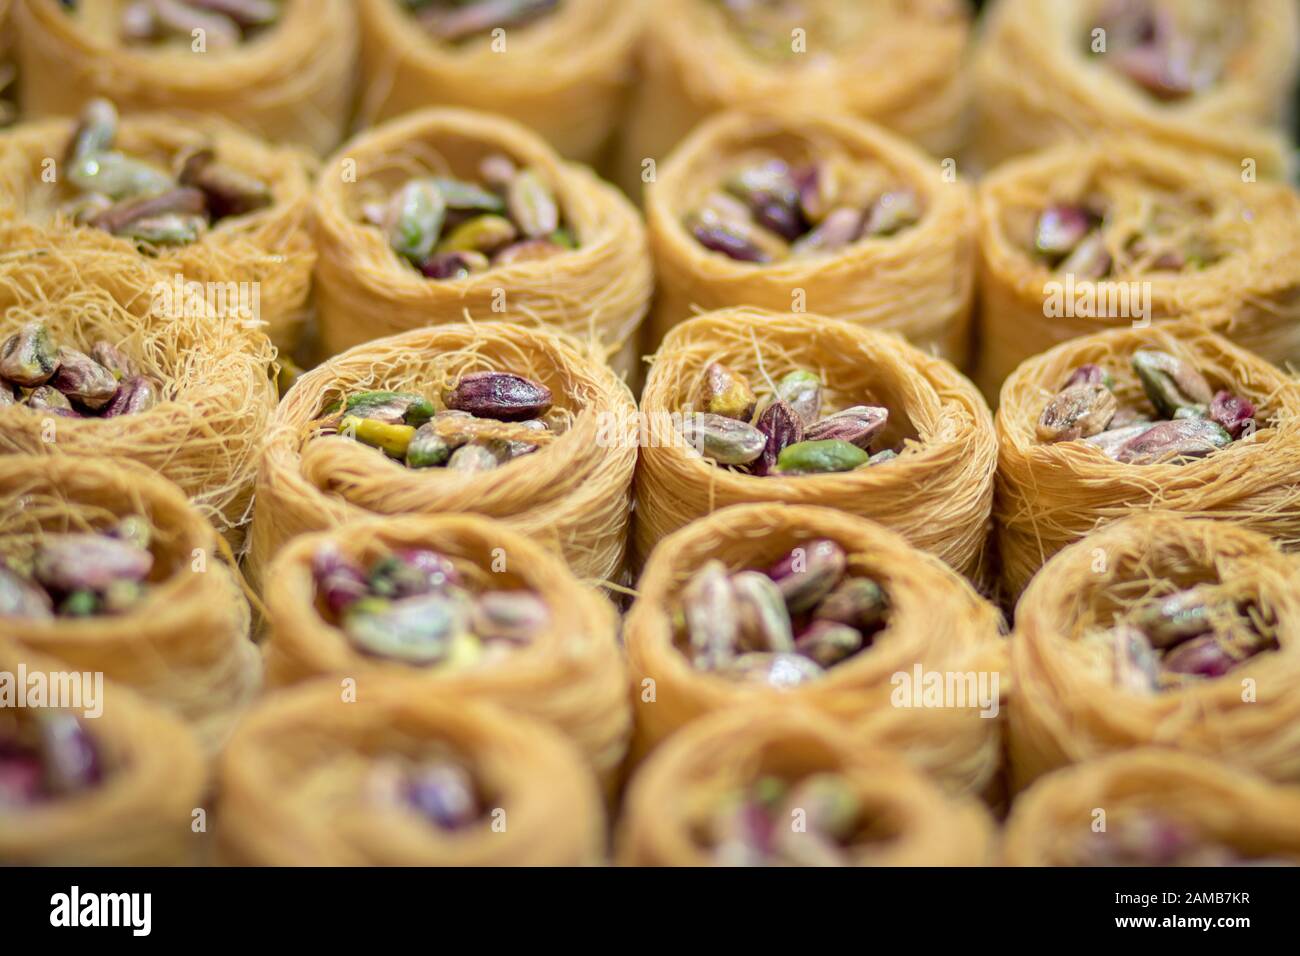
<box><xmin>790</xmin><ymin>206</ymin><xmax>862</xmax><ymax>256</ymax></box>
<box><xmin>345</xmin><ymin>390</ymin><xmax>435</xmax><ymax>427</ymax></box>
<box><xmin>420</xmin><ymin>250</ymin><xmax>490</xmax><ymax>279</ymax></box>
<box><xmin>99</xmin><ymin>376</ymin><xmax>158</xmax><ymax>417</ymax></box>
<box><xmin>177</xmin><ymin>148</ymin><xmax>273</xmax><ymax>220</ymax></box>
<box><xmin>766</xmin><ymin>539</ymin><xmax>846</xmax><ymax>614</ymax></box>
<box><xmin>340</xmin><ymin>415</ymin><xmax>416</xmax><ymax>459</ymax></box>
<box><xmin>368</xmin><ymin>548</ymin><xmax>460</xmax><ymax>600</ymax></box>
<box><xmin>67</xmin><ymin>151</ymin><xmax>173</xmax><ymax>201</ymax></box>
<box><xmin>66</xmin><ymin>98</ymin><xmax>118</xmax><ymax>163</ymax></box>
<box><xmin>804</xmin><ymin>405</ymin><xmax>888</xmax><ymax>449</ymax></box>
<box><xmin>1062</xmin><ymin>363</ymin><xmax>1112</xmax><ymax>390</ymax></box>
<box><xmin>862</xmin><ymin>189</ymin><xmax>920</xmax><ymax>237</ymax></box>
<box><xmin>813</xmin><ymin>577</ymin><xmax>888</xmax><ymax>633</ymax></box>
<box><xmin>1057</xmin><ymin>230</ymin><xmax>1112</xmax><ymax>279</ymax></box>
<box><xmin>1035</xmin><ymin>204</ymin><xmax>1093</xmax><ymax>259</ymax></box>
<box><xmin>1113</xmin><ymin>418</ymin><xmax>1231</xmax><ymax>465</ymax></box>
<box><xmin>683</xmin><ymin>560</ymin><xmax>740</xmax><ymax>669</ymax></box>
<box><xmin>731</xmin><ymin>570</ymin><xmax>795</xmax><ymax>654</ymax></box>
<box><xmin>432</xmin><ymin>176</ymin><xmax>506</xmax><ymax>214</ymax></box>
<box><xmin>90</xmin><ymin>340</ymin><xmax>137</xmax><ymax>381</ymax></box>
<box><xmin>751</xmin><ymin>399</ymin><xmax>804</xmax><ymax>476</ymax></box>
<box><xmin>697</xmin><ymin>362</ymin><xmax>756</xmax><ymax>421</ymax></box>
<box><xmin>793</xmin><ymin>619</ymin><xmax>864</xmax><ymax>669</ymax></box>
<box><xmin>0</xmin><ymin>566</ymin><xmax>54</xmax><ymax>619</ymax></box>
<box><xmin>507</xmin><ymin>167</ymin><xmax>560</xmax><ymax>239</ymax></box>
<box><xmin>405</xmin><ymin>422</ymin><xmax>454</xmax><ymax>468</ymax></box>
<box><xmin>90</xmin><ymin>187</ymin><xmax>207</xmax><ymax>236</ymax></box>
<box><xmin>36</xmin><ymin>712</ymin><xmax>102</xmax><ymax>795</ymax></box>
<box><xmin>386</xmin><ymin>179</ymin><xmax>447</xmax><ymax>264</ymax></box>
<box><xmin>721</xmin><ymin>652</ymin><xmax>826</xmax><ymax>688</ymax></box>
<box><xmin>443</xmin><ymin>371</ymin><xmax>552</xmax><ymax>421</ymax></box>
<box><xmin>342</xmin><ymin>592</ymin><xmax>466</xmax><ymax>665</ymax></box>
<box><xmin>34</xmin><ymin>534</ymin><xmax>153</xmax><ymax>594</ymax></box>
<box><xmin>311</xmin><ymin>544</ymin><xmax>370</xmax><ymax>616</ymax></box>
<box><xmin>406</xmin><ymin>761</ymin><xmax>481</xmax><ymax>830</ymax></box>
<box><xmin>1132</xmin><ymin>588</ymin><xmax>1214</xmax><ymax>649</ymax></box>
<box><xmin>1132</xmin><ymin>350</ymin><xmax>1214</xmax><ymax>418</ymax></box>
<box><xmin>678</xmin><ymin>412</ymin><xmax>766</xmax><ymax>465</ymax></box>
<box><xmin>0</xmin><ymin>322</ymin><xmax>60</xmax><ymax>387</ymax></box>
<box><xmin>1036</xmin><ymin>384</ymin><xmax>1118</xmax><ymax>443</ymax></box>
<box><xmin>470</xmin><ymin>590</ymin><xmax>549</xmax><ymax>643</ymax></box>
<box><xmin>774</xmin><ymin>369</ymin><xmax>822</xmax><ymax>423</ymax></box>
<box><xmin>26</xmin><ymin>386</ymin><xmax>79</xmax><ymax>417</ymax></box>
<box><xmin>1208</xmin><ymin>390</ymin><xmax>1255</xmax><ymax>440</ymax></box>
<box><xmin>49</xmin><ymin>348</ymin><xmax>118</xmax><ymax>411</ymax></box>
<box><xmin>775</xmin><ymin>439</ymin><xmax>870</xmax><ymax>475</ymax></box>
<box><xmin>1160</xmin><ymin>634</ymin><xmax>1237</xmax><ymax>680</ymax></box>
<box><xmin>1081</xmin><ymin>422</ymin><xmax>1154</xmax><ymax>459</ymax></box>
<box><xmin>446</xmin><ymin>443</ymin><xmax>499</xmax><ymax>472</ymax></box>
<box><xmin>794</xmin><ymin>163</ymin><xmax>839</xmax><ymax>225</ymax></box>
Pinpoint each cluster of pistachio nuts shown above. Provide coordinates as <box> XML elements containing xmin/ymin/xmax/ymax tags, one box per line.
<box><xmin>1090</xmin><ymin>0</ymin><xmax>1223</xmax><ymax>101</ymax></box>
<box><xmin>0</xmin><ymin>323</ymin><xmax>160</xmax><ymax>421</ymax></box>
<box><xmin>0</xmin><ymin>321</ymin><xmax>159</xmax><ymax>419</ymax></box>
<box><xmin>0</xmin><ymin>713</ymin><xmax>102</xmax><ymax>809</ymax></box>
<box><xmin>679</xmin><ymin>539</ymin><xmax>888</xmax><ymax>687</ymax></box>
<box><xmin>709</xmin><ymin>773</ymin><xmax>862</xmax><ymax>867</ymax></box>
<box><xmin>315</xmin><ymin>372</ymin><xmax>560</xmax><ymax>473</ymax></box>
<box><xmin>685</xmin><ymin>156</ymin><xmax>920</xmax><ymax>264</ymax></box>
<box><xmin>1093</xmin><ymin>585</ymin><xmax>1277</xmax><ymax>693</ymax></box>
<box><xmin>1033</xmin><ymin>199</ymin><xmax>1218</xmax><ymax>279</ymax></box>
<box><xmin>679</xmin><ymin>363</ymin><xmax>898</xmax><ymax>476</ymax></box>
<box><xmin>1076</xmin><ymin>812</ymin><xmax>1294</xmax><ymax>867</ymax></box>
<box><xmin>118</xmin><ymin>0</ymin><xmax>283</xmax><ymax>48</ymax></box>
<box><xmin>365</xmin><ymin>155</ymin><xmax>575</xmax><ymax>281</ymax></box>
<box><xmin>61</xmin><ymin>99</ymin><xmax>272</xmax><ymax>247</ymax></box>
<box><xmin>1036</xmin><ymin>350</ymin><xmax>1254</xmax><ymax>465</ymax></box>
<box><xmin>312</xmin><ymin>543</ymin><xmax>549</xmax><ymax>667</ymax></box>
<box><xmin>0</xmin><ymin>516</ymin><xmax>154</xmax><ymax>620</ymax></box>
<box><xmin>365</xmin><ymin>754</ymin><xmax>483</xmax><ymax>830</ymax></box>
<box><xmin>403</xmin><ymin>0</ymin><xmax>557</xmax><ymax>43</ymax></box>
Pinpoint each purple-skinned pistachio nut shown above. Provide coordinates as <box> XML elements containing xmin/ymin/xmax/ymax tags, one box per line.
<box><xmin>1035</xmin><ymin>204</ymin><xmax>1092</xmax><ymax>258</ymax></box>
<box><xmin>33</xmin><ymin>534</ymin><xmax>153</xmax><ymax>594</ymax></box>
<box><xmin>0</xmin><ymin>565</ymin><xmax>54</xmax><ymax>619</ymax></box>
<box><xmin>1113</xmin><ymin>418</ymin><xmax>1231</xmax><ymax>465</ymax></box>
<box><xmin>0</xmin><ymin>743</ymin><xmax>45</xmax><ymax>807</ymax></box>
<box><xmin>683</xmin><ymin>559</ymin><xmax>741</xmax><ymax>668</ymax></box>
<box><xmin>368</xmin><ymin>548</ymin><xmax>461</xmax><ymax>599</ymax></box>
<box><xmin>443</xmin><ymin>371</ymin><xmax>552</xmax><ymax>421</ymax></box>
<box><xmin>813</xmin><ymin>576</ymin><xmax>888</xmax><ymax>633</ymax></box>
<box><xmin>99</xmin><ymin>376</ymin><xmax>158</xmax><ymax>417</ymax></box>
<box><xmin>49</xmin><ymin>347</ymin><xmax>118</xmax><ymax>411</ymax></box>
<box><xmin>470</xmin><ymin>590</ymin><xmax>549</xmax><ymax>643</ymax></box>
<box><xmin>25</xmin><ymin>386</ymin><xmax>82</xmax><ymax>417</ymax></box>
<box><xmin>1037</xmin><ymin>384</ymin><xmax>1118</xmax><ymax>442</ymax></box>
<box><xmin>36</xmin><ymin>712</ymin><xmax>102</xmax><ymax>795</ymax></box>
<box><xmin>1062</xmin><ymin>363</ymin><xmax>1113</xmax><ymax>390</ymax></box>
<box><xmin>765</xmin><ymin>539</ymin><xmax>847</xmax><ymax>614</ymax></box>
<box><xmin>1161</xmin><ymin>634</ymin><xmax>1237</xmax><ymax>680</ymax></box>
<box><xmin>793</xmin><ymin>619</ymin><xmax>865</xmax><ymax>669</ymax></box>
<box><xmin>310</xmin><ymin>543</ymin><xmax>370</xmax><ymax>616</ymax></box>
<box><xmin>406</xmin><ymin>761</ymin><xmax>481</xmax><ymax>830</ymax></box>
<box><xmin>1208</xmin><ymin>390</ymin><xmax>1256</xmax><ymax>440</ymax></box>
<box><xmin>804</xmin><ymin>405</ymin><xmax>889</xmax><ymax>449</ymax></box>
<box><xmin>751</xmin><ymin>399</ymin><xmax>804</xmax><ymax>476</ymax></box>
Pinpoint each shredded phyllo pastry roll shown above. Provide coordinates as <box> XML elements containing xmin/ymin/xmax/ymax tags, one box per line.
<box><xmin>356</xmin><ymin>0</ymin><xmax>646</xmax><ymax>164</ymax></box>
<box><xmin>645</xmin><ymin>109</ymin><xmax>976</xmax><ymax>363</ymax></box>
<box><xmin>1009</xmin><ymin>514</ymin><xmax>1300</xmax><ymax>790</ymax></box>
<box><xmin>217</xmin><ymin>680</ymin><xmax>604</xmax><ymax>866</ymax></box>
<box><xmin>263</xmin><ymin>514</ymin><xmax>629</xmax><ymax>784</ymax></box>
<box><xmin>635</xmin><ymin>308</ymin><xmax>995</xmax><ymax>579</ymax></box>
<box><xmin>0</xmin><ymin>456</ymin><xmax>261</xmax><ymax>752</ymax></box>
<box><xmin>973</xmin><ymin>0</ymin><xmax>1299</xmax><ymax>176</ymax></box>
<box><xmin>624</xmin><ymin>503</ymin><xmax>1005</xmax><ymax>796</ymax></box>
<box><xmin>615</xmin><ymin>0</ymin><xmax>970</xmax><ymax>192</ymax></box>
<box><xmin>1003</xmin><ymin>749</ymin><xmax>1300</xmax><ymax>866</ymax></box>
<box><xmin>0</xmin><ymin>642</ymin><xmax>206</xmax><ymax>865</ymax></box>
<box><xmin>0</xmin><ymin>292</ymin><xmax>275</xmax><ymax>545</ymax></box>
<box><xmin>995</xmin><ymin>321</ymin><xmax>1300</xmax><ymax>597</ymax></box>
<box><xmin>249</xmin><ymin>322</ymin><xmax>637</xmax><ymax>587</ymax></box>
<box><xmin>0</xmin><ymin>99</ymin><xmax>316</xmax><ymax>350</ymax></box>
<box><xmin>974</xmin><ymin>141</ymin><xmax>1300</xmax><ymax>397</ymax></box>
<box><xmin>12</xmin><ymin>0</ymin><xmax>357</xmax><ymax>154</ymax></box>
<box><xmin>312</xmin><ymin>108</ymin><xmax>651</xmax><ymax>376</ymax></box>
<box><xmin>618</xmin><ymin>705</ymin><xmax>995</xmax><ymax>867</ymax></box>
